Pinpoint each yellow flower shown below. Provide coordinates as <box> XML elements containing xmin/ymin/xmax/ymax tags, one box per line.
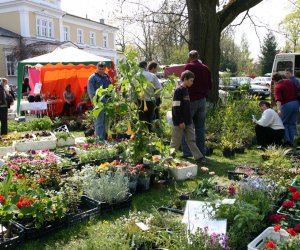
<box><xmin>140</xmin><ymin>90</ymin><xmax>144</xmax><ymax>99</ymax></box>
<box><xmin>107</xmin><ymin>129</ymin><xmax>112</xmax><ymax>141</ymax></box>
<box><xmin>143</xmin><ymin>100</ymin><xmax>148</xmax><ymax>112</ymax></box>
<box><xmin>126</xmin><ymin>121</ymin><xmax>133</xmax><ymax>135</ymax></box>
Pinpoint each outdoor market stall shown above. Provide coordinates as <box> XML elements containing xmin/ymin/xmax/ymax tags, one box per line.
<box><xmin>16</xmin><ymin>47</ymin><xmax>116</xmax><ymax>115</ymax></box>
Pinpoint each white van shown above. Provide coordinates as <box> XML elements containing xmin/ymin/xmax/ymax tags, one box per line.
<box><xmin>272</xmin><ymin>53</ymin><xmax>300</xmax><ymax>75</ymax></box>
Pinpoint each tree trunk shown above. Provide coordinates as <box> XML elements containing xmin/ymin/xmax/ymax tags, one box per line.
<box><xmin>186</xmin><ymin>0</ymin><xmax>264</xmax><ymax>103</ymax></box>
<box><xmin>187</xmin><ymin>0</ymin><xmax>221</xmax><ymax>103</ymax></box>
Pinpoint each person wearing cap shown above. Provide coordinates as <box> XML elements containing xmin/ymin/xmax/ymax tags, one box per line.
<box><xmin>87</xmin><ymin>61</ymin><xmax>111</xmax><ymax>141</ymax></box>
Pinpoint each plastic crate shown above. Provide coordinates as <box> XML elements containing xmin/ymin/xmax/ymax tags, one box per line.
<box><xmin>101</xmin><ymin>193</ymin><xmax>132</xmax><ymax>213</ymax></box>
<box><xmin>0</xmin><ymin>222</ymin><xmax>24</xmax><ymax>249</ymax></box>
<box><xmin>227</xmin><ymin>171</ymin><xmax>247</xmax><ymax>181</ymax></box>
<box><xmin>66</xmin><ymin>196</ymin><xmax>101</xmax><ymax>227</ymax></box>
<box><xmin>291</xmin><ymin>180</ymin><xmax>300</xmax><ymax>191</ymax></box>
<box><xmin>277</xmin><ymin>206</ymin><xmax>300</xmax><ymax>226</ymax></box>
<box><xmin>247</xmin><ymin>227</ymin><xmax>289</xmax><ymax>250</ymax></box>
<box><xmin>13</xmin><ymin>217</ymin><xmax>66</xmax><ymax>240</ymax></box>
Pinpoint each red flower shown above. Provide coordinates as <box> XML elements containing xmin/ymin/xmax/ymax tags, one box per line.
<box><xmin>16</xmin><ymin>197</ymin><xmax>33</xmax><ymax>209</ymax></box>
<box><xmin>228</xmin><ymin>184</ymin><xmax>235</xmax><ymax>195</ymax></box>
<box><xmin>289</xmin><ymin>186</ymin><xmax>298</xmax><ymax>193</ymax></box>
<box><xmin>292</xmin><ymin>191</ymin><xmax>300</xmax><ymax>200</ymax></box>
<box><xmin>282</xmin><ymin>200</ymin><xmax>295</xmax><ymax>209</ymax></box>
<box><xmin>294</xmin><ymin>224</ymin><xmax>300</xmax><ymax>233</ymax></box>
<box><xmin>16</xmin><ymin>201</ymin><xmax>23</xmax><ymax>209</ymax></box>
<box><xmin>0</xmin><ymin>195</ymin><xmax>5</xmax><ymax>204</ymax></box>
<box><xmin>38</xmin><ymin>178</ymin><xmax>45</xmax><ymax>183</ymax></box>
<box><xmin>273</xmin><ymin>224</ymin><xmax>280</xmax><ymax>232</ymax></box>
<box><xmin>287</xmin><ymin>228</ymin><xmax>297</xmax><ymax>236</ymax></box>
<box><xmin>269</xmin><ymin>213</ymin><xmax>287</xmax><ymax>223</ymax></box>
<box><xmin>265</xmin><ymin>240</ymin><xmax>276</xmax><ymax>248</ymax></box>
<box><xmin>17</xmin><ymin>174</ymin><xmax>23</xmax><ymax>179</ymax></box>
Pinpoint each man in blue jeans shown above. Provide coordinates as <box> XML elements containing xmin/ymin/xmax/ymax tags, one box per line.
<box><xmin>182</xmin><ymin>50</ymin><xmax>212</xmax><ymax>162</ymax></box>
<box><xmin>87</xmin><ymin>61</ymin><xmax>111</xmax><ymax>141</ymax></box>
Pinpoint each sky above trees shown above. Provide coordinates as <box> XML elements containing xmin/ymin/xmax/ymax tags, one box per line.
<box><xmin>61</xmin><ymin>0</ymin><xmax>291</xmax><ymax>60</ymax></box>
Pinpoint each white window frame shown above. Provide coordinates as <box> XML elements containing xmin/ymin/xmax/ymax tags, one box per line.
<box><xmin>90</xmin><ymin>31</ymin><xmax>96</xmax><ymax>46</ymax></box>
<box><xmin>103</xmin><ymin>33</ymin><xmax>108</xmax><ymax>48</ymax></box>
<box><xmin>63</xmin><ymin>26</ymin><xmax>70</xmax><ymax>41</ymax></box>
<box><xmin>77</xmin><ymin>29</ymin><xmax>84</xmax><ymax>44</ymax></box>
<box><xmin>36</xmin><ymin>17</ymin><xmax>54</xmax><ymax>38</ymax></box>
<box><xmin>5</xmin><ymin>52</ymin><xmax>16</xmax><ymax>76</ymax></box>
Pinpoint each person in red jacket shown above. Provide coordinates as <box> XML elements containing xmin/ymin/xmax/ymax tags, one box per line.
<box><xmin>273</xmin><ymin>72</ymin><xmax>300</xmax><ymax>146</ymax></box>
<box><xmin>181</xmin><ymin>50</ymin><xmax>212</xmax><ymax>161</ymax></box>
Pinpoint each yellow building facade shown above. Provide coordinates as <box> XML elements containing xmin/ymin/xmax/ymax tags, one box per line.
<box><xmin>0</xmin><ymin>0</ymin><xmax>118</xmax><ymax>85</ymax></box>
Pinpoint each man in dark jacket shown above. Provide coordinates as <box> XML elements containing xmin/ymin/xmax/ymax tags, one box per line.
<box><xmin>182</xmin><ymin>50</ymin><xmax>212</xmax><ymax>161</ymax></box>
<box><xmin>0</xmin><ymin>80</ymin><xmax>8</xmax><ymax>135</ymax></box>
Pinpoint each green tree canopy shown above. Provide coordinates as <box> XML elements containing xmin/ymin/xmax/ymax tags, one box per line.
<box><xmin>259</xmin><ymin>31</ymin><xmax>277</xmax><ymax>75</ymax></box>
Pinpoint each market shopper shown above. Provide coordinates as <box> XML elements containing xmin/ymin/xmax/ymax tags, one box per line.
<box><xmin>61</xmin><ymin>84</ymin><xmax>75</xmax><ymax>116</ymax></box>
<box><xmin>170</xmin><ymin>70</ymin><xmax>205</xmax><ymax>164</ymax></box>
<box><xmin>0</xmin><ymin>79</ymin><xmax>8</xmax><ymax>135</ymax></box>
<box><xmin>181</xmin><ymin>50</ymin><xmax>212</xmax><ymax>160</ymax></box>
<box><xmin>137</xmin><ymin>61</ymin><xmax>162</xmax><ymax>129</ymax></box>
<box><xmin>253</xmin><ymin>101</ymin><xmax>284</xmax><ymax>148</ymax></box>
<box><xmin>273</xmin><ymin>73</ymin><xmax>300</xmax><ymax>146</ymax></box>
<box><xmin>87</xmin><ymin>61</ymin><xmax>111</xmax><ymax>141</ymax></box>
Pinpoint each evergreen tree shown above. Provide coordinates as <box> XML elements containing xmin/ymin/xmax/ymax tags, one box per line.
<box><xmin>259</xmin><ymin>32</ymin><xmax>278</xmax><ymax>75</ymax></box>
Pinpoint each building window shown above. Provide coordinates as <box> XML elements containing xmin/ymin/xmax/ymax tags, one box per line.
<box><xmin>36</xmin><ymin>18</ymin><xmax>53</xmax><ymax>38</ymax></box>
<box><xmin>103</xmin><ymin>33</ymin><xmax>108</xmax><ymax>48</ymax></box>
<box><xmin>6</xmin><ymin>54</ymin><xmax>16</xmax><ymax>76</ymax></box>
<box><xmin>77</xmin><ymin>29</ymin><xmax>84</xmax><ymax>44</ymax></box>
<box><xmin>90</xmin><ymin>32</ymin><xmax>96</xmax><ymax>46</ymax></box>
<box><xmin>63</xmin><ymin>26</ymin><xmax>70</xmax><ymax>41</ymax></box>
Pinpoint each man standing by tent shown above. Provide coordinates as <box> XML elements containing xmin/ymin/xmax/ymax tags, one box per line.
<box><xmin>87</xmin><ymin>61</ymin><xmax>111</xmax><ymax>141</ymax></box>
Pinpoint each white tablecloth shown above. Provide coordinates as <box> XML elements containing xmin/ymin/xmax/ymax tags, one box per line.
<box><xmin>20</xmin><ymin>102</ymin><xmax>48</xmax><ymax>111</ymax></box>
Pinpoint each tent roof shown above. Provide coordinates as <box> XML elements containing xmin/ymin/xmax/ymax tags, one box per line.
<box><xmin>20</xmin><ymin>47</ymin><xmax>111</xmax><ymax>65</ymax></box>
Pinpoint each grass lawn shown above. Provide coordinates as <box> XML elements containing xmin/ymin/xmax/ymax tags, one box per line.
<box><xmin>16</xmin><ymin>148</ymin><xmax>262</xmax><ymax>250</ymax></box>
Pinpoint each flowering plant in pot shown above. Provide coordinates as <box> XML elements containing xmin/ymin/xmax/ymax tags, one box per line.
<box><xmin>277</xmin><ymin>187</ymin><xmax>300</xmax><ymax>221</ymax></box>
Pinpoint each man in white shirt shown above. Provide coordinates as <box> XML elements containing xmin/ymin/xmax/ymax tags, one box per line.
<box><xmin>253</xmin><ymin>101</ymin><xmax>285</xmax><ymax>148</ymax></box>
<box><xmin>137</xmin><ymin>61</ymin><xmax>162</xmax><ymax>129</ymax></box>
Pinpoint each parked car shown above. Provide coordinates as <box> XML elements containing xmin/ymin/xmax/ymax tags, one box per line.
<box><xmin>219</xmin><ymin>77</ymin><xmax>270</xmax><ymax>98</ymax></box>
<box><xmin>251</xmin><ymin>77</ymin><xmax>271</xmax><ymax>87</ymax></box>
<box><xmin>249</xmin><ymin>84</ymin><xmax>270</xmax><ymax>98</ymax></box>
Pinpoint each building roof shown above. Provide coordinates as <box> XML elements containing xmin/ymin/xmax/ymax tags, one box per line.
<box><xmin>0</xmin><ymin>27</ymin><xmax>20</xmax><ymax>38</ymax></box>
<box><xmin>65</xmin><ymin>13</ymin><xmax>118</xmax><ymax>30</ymax></box>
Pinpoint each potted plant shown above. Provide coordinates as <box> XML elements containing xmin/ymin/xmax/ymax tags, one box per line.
<box><xmin>137</xmin><ymin>165</ymin><xmax>151</xmax><ymax>191</ymax></box>
<box><xmin>55</xmin><ymin>131</ymin><xmax>75</xmax><ymax>147</ymax></box>
<box><xmin>220</xmin><ymin>136</ymin><xmax>235</xmax><ymax>158</ymax></box>
<box><xmin>79</xmin><ymin>167</ymin><xmax>131</xmax><ymax>212</ymax></box>
<box><xmin>0</xmin><ymin>168</ymin><xmax>24</xmax><ymax>248</ymax></box>
<box><xmin>165</xmin><ymin>158</ymin><xmax>197</xmax><ymax>181</ymax></box>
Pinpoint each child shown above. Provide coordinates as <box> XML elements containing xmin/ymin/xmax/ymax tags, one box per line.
<box><xmin>170</xmin><ymin>70</ymin><xmax>205</xmax><ymax>164</ymax></box>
